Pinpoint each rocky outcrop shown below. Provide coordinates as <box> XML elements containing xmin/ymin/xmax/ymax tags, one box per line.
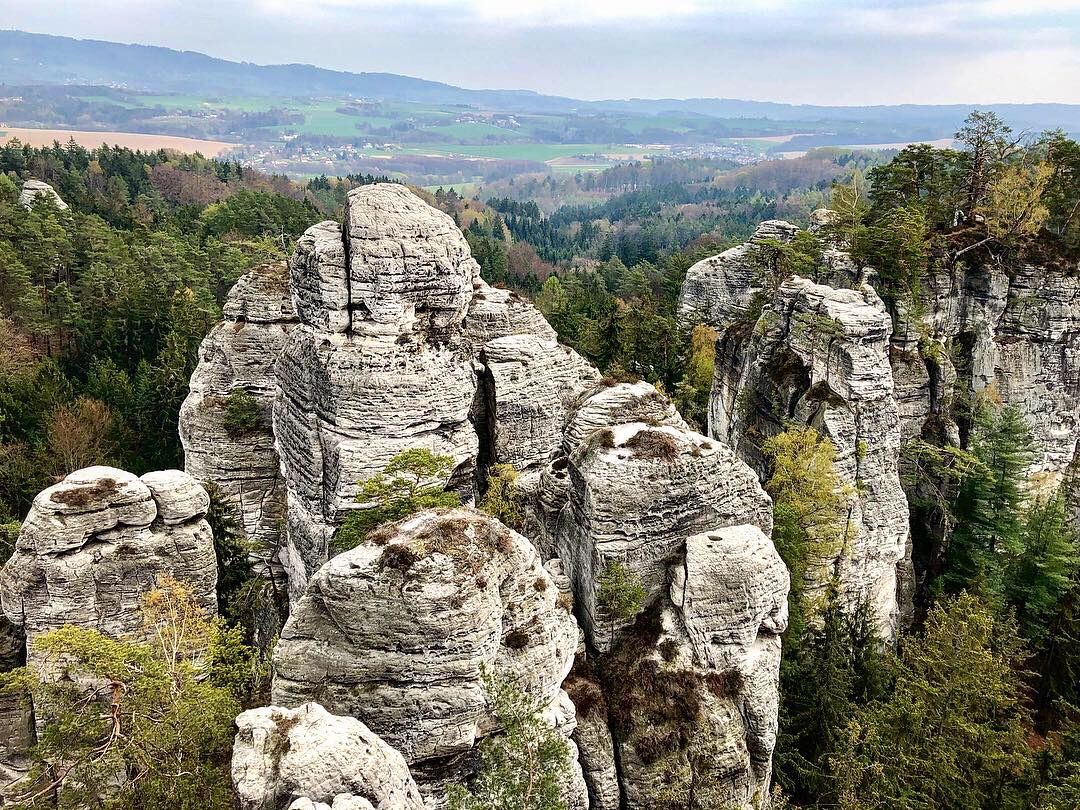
<box><xmin>903</xmin><ymin>260</ymin><xmax>1080</xmax><ymax>485</ymax></box>
<box><xmin>715</xmin><ymin>277</ymin><xmax>911</xmax><ymax>636</ymax></box>
<box><xmin>18</xmin><ymin>179</ymin><xmax>68</xmax><ymax>211</ymax></box>
<box><xmin>678</xmin><ymin>220</ymin><xmax>799</xmax><ymax>327</ymax></box>
<box><xmin>680</xmin><ymin>219</ymin><xmax>912</xmax><ymax>637</ymax></box>
<box><xmin>517</xmin><ymin>381</ymin><xmax>787</xmax><ymax>809</ymax></box>
<box><xmin>0</xmin><ymin>466</ymin><xmax>217</xmax><ymax>668</ymax></box>
<box><xmin>270</xmin><ymin>508</ymin><xmax>584</xmax><ymax>804</ymax></box>
<box><xmin>273</xmin><ymin>184</ymin><xmax>598</xmax><ymax>599</ymax></box>
<box><xmin>232</xmin><ymin>702</ymin><xmax>424</xmax><ymax>810</ymax></box>
<box><xmin>179</xmin><ymin>186</ymin><xmax>791</xmax><ymax>810</ymax></box>
<box><xmin>180</xmin><ymin>262</ymin><xmax>297</xmax><ymax>589</ymax></box>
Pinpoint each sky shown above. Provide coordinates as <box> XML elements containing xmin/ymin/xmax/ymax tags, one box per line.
<box><xmin>5</xmin><ymin>0</ymin><xmax>1080</xmax><ymax>104</ymax></box>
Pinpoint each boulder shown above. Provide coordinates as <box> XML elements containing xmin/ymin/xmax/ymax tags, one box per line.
<box><xmin>232</xmin><ymin>702</ymin><xmax>424</xmax><ymax>810</ymax></box>
<box><xmin>270</xmin><ymin>508</ymin><xmax>582</xmax><ymax>800</ymax></box>
<box><xmin>0</xmin><ymin>466</ymin><xmax>217</xmax><ymax>667</ymax></box>
<box><xmin>18</xmin><ymin>179</ymin><xmax>68</xmax><ymax>211</ymax></box>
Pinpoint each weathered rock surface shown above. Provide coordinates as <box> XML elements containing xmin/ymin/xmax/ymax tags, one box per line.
<box><xmin>680</xmin><ymin>217</ymin><xmax>913</xmax><ymax>637</ymax></box>
<box><xmin>273</xmin><ymin>185</ymin><xmax>599</xmax><ymax>598</ymax></box>
<box><xmin>558</xmin><ymin>420</ymin><xmax>775</xmax><ymax>652</ymax></box>
<box><xmin>232</xmin><ymin>702</ymin><xmax>424</xmax><ymax>810</ymax></box>
<box><xmin>517</xmin><ymin>380</ymin><xmax>788</xmax><ymax>809</ymax></box>
<box><xmin>0</xmin><ymin>466</ymin><xmax>217</xmax><ymax>667</ymax></box>
<box><xmin>678</xmin><ymin>220</ymin><xmax>799</xmax><ymax>327</ymax></box>
<box><xmin>18</xmin><ymin>179</ymin><xmax>68</xmax><ymax>210</ymax></box>
<box><xmin>271</xmin><ymin>508</ymin><xmax>582</xmax><ymax>803</ymax></box>
<box><xmin>180</xmin><ymin>262</ymin><xmax>297</xmax><ymax>585</ymax></box>
<box><xmin>716</xmin><ymin>277</ymin><xmax>911</xmax><ymax>636</ymax></box>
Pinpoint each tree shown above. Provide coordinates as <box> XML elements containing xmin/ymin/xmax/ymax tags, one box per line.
<box><xmin>2</xmin><ymin>575</ymin><xmax>250</xmax><ymax>809</ymax></box>
<box><xmin>833</xmin><ymin>593</ymin><xmax>1034</xmax><ymax>810</ymax></box>
<box><xmin>332</xmin><ymin>448</ymin><xmax>461</xmax><ymax>552</ymax></box>
<box><xmin>775</xmin><ymin>592</ymin><xmax>888</xmax><ymax>805</ymax></box>
<box><xmin>673</xmin><ymin>324</ymin><xmax>717</xmax><ymax>432</ymax></box>
<box><xmin>762</xmin><ymin>426</ymin><xmax>852</xmax><ymax>622</ymax></box>
<box><xmin>596</xmin><ymin>560</ymin><xmax>647</xmax><ymax>623</ymax></box>
<box><xmin>980</xmin><ymin>161</ymin><xmax>1053</xmax><ymax>242</ymax></box>
<box><xmin>480</xmin><ymin>463</ymin><xmax>524</xmax><ymax>531</ymax></box>
<box><xmin>1005</xmin><ymin>491</ymin><xmax>1080</xmax><ymax>646</ymax></box>
<box><xmin>448</xmin><ymin>670</ymin><xmax>571</xmax><ymax>810</ymax></box>
<box><xmin>44</xmin><ymin>396</ymin><xmax>116</xmax><ymax>477</ymax></box>
<box><xmin>956</xmin><ymin>110</ymin><xmax>1017</xmax><ymax>219</ymax></box>
<box><xmin>945</xmin><ymin>403</ymin><xmax>1036</xmax><ymax>601</ymax></box>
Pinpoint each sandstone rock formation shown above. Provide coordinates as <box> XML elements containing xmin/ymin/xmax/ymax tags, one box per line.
<box><xmin>516</xmin><ymin>380</ymin><xmax>787</xmax><ymax>809</ymax></box>
<box><xmin>18</xmin><ymin>179</ymin><xmax>68</xmax><ymax>211</ymax></box>
<box><xmin>0</xmin><ymin>466</ymin><xmax>217</xmax><ymax>668</ymax></box>
<box><xmin>679</xmin><ymin>223</ymin><xmax>912</xmax><ymax>636</ymax></box>
<box><xmin>270</xmin><ymin>508</ymin><xmax>584</xmax><ymax>804</ymax></box>
<box><xmin>715</xmin><ymin>277</ymin><xmax>911</xmax><ymax>636</ymax></box>
<box><xmin>232</xmin><ymin>702</ymin><xmax>424</xmax><ymax>810</ymax></box>
<box><xmin>177</xmin><ymin>186</ymin><xmax>792</xmax><ymax>810</ymax></box>
<box><xmin>272</xmin><ymin>184</ymin><xmax>597</xmax><ymax>599</ymax></box>
<box><xmin>180</xmin><ymin>262</ymin><xmax>297</xmax><ymax>611</ymax></box>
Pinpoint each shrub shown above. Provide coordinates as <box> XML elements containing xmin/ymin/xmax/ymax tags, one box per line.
<box><xmin>332</xmin><ymin>448</ymin><xmax>460</xmax><ymax>553</ymax></box>
<box><xmin>480</xmin><ymin>463</ymin><xmax>524</xmax><ymax>531</ymax></box>
<box><xmin>597</xmin><ymin>560</ymin><xmax>647</xmax><ymax>621</ymax></box>
<box><xmin>222</xmin><ymin>389</ymin><xmax>261</xmax><ymax>437</ymax></box>
<box><xmin>625</xmin><ymin>429</ymin><xmax>680</xmax><ymax>463</ymax></box>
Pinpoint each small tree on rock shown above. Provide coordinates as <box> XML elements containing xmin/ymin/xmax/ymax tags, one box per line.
<box><xmin>332</xmin><ymin>448</ymin><xmax>460</xmax><ymax>552</ymax></box>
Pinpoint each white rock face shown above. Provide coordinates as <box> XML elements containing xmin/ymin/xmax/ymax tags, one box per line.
<box><xmin>232</xmin><ymin>702</ymin><xmax>424</xmax><ymax>810</ymax></box>
<box><xmin>558</xmin><ymin>421</ymin><xmax>774</xmax><ymax>652</ymax></box>
<box><xmin>678</xmin><ymin>220</ymin><xmax>799</xmax><ymax>327</ymax></box>
<box><xmin>681</xmin><ymin>217</ymin><xmax>913</xmax><ymax>637</ymax></box>
<box><xmin>0</xmin><ymin>466</ymin><xmax>217</xmax><ymax>667</ymax></box>
<box><xmin>519</xmin><ymin>381</ymin><xmax>787</xmax><ymax>809</ymax></box>
<box><xmin>716</xmin><ymin>277</ymin><xmax>910</xmax><ymax>637</ymax></box>
<box><xmin>271</xmin><ymin>508</ymin><xmax>582</xmax><ymax>802</ymax></box>
<box><xmin>18</xmin><ymin>179</ymin><xmax>68</xmax><ymax>210</ymax></box>
<box><xmin>180</xmin><ymin>262</ymin><xmax>297</xmax><ymax>585</ymax></box>
<box><xmin>272</xmin><ymin>185</ymin><xmax>598</xmax><ymax>599</ymax></box>
<box><xmin>345</xmin><ymin>185</ymin><xmax>480</xmax><ymax>328</ymax></box>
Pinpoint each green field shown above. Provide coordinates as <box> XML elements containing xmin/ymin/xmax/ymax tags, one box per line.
<box><xmin>398</xmin><ymin>143</ymin><xmax>616</xmax><ymax>161</ymax></box>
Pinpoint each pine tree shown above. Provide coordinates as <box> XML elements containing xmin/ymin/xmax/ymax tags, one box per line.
<box><xmin>833</xmin><ymin>593</ymin><xmax>1033</xmax><ymax>810</ymax></box>
<box><xmin>945</xmin><ymin>403</ymin><xmax>1036</xmax><ymax>601</ymax></box>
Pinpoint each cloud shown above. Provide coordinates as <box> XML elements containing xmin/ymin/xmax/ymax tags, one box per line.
<box><xmin>3</xmin><ymin>0</ymin><xmax>1079</xmax><ymax>103</ymax></box>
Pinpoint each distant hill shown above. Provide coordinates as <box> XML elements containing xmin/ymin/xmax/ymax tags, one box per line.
<box><xmin>3</xmin><ymin>29</ymin><xmax>1080</xmax><ymax>136</ymax></box>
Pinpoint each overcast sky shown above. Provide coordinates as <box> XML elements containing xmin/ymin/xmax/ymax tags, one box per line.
<box><xmin>5</xmin><ymin>0</ymin><xmax>1080</xmax><ymax>104</ymax></box>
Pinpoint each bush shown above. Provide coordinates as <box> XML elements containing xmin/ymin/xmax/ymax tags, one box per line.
<box><xmin>332</xmin><ymin>448</ymin><xmax>461</xmax><ymax>553</ymax></box>
<box><xmin>480</xmin><ymin>463</ymin><xmax>524</xmax><ymax>531</ymax></box>
<box><xmin>597</xmin><ymin>560</ymin><xmax>647</xmax><ymax>620</ymax></box>
<box><xmin>222</xmin><ymin>389</ymin><xmax>261</xmax><ymax>437</ymax></box>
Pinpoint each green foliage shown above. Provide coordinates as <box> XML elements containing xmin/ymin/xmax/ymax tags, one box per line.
<box><xmin>3</xmin><ymin>576</ymin><xmax>248</xmax><ymax>809</ymax></box>
<box><xmin>332</xmin><ymin>448</ymin><xmax>460</xmax><ymax>552</ymax></box>
<box><xmin>203</xmin><ymin>481</ymin><xmax>256</xmax><ymax>623</ymax></box>
<box><xmin>775</xmin><ymin>593</ymin><xmax>889</xmax><ymax>805</ymax></box>
<box><xmin>596</xmin><ymin>560</ymin><xmax>647</xmax><ymax>621</ymax></box>
<box><xmin>0</xmin><ymin>141</ymin><xmax>319</xmax><ymax>520</ymax></box>
<box><xmin>221</xmin><ymin>388</ymin><xmax>262</xmax><ymax>437</ymax></box>
<box><xmin>763</xmin><ymin>426</ymin><xmax>851</xmax><ymax>619</ymax></box>
<box><xmin>672</xmin><ymin>324</ymin><xmax>717</xmax><ymax>431</ymax></box>
<box><xmin>833</xmin><ymin>592</ymin><xmax>1034</xmax><ymax>810</ymax></box>
<box><xmin>448</xmin><ymin>670</ymin><xmax>570</xmax><ymax>810</ymax></box>
<box><xmin>1005</xmin><ymin>491</ymin><xmax>1080</xmax><ymax>646</ymax></box>
<box><xmin>479</xmin><ymin>463</ymin><xmax>524</xmax><ymax>531</ymax></box>
<box><xmin>945</xmin><ymin>403</ymin><xmax>1037</xmax><ymax>602</ymax></box>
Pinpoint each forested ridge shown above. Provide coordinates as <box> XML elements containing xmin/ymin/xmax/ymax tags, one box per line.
<box><xmin>1</xmin><ymin>111</ymin><xmax>1080</xmax><ymax>808</ymax></box>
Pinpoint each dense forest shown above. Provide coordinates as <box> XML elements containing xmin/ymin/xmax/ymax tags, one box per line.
<box><xmin>2</xmin><ymin>114</ymin><xmax>1080</xmax><ymax>808</ymax></box>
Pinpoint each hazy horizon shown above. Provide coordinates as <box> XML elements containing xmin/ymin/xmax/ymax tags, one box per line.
<box><xmin>4</xmin><ymin>0</ymin><xmax>1080</xmax><ymax>106</ymax></box>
